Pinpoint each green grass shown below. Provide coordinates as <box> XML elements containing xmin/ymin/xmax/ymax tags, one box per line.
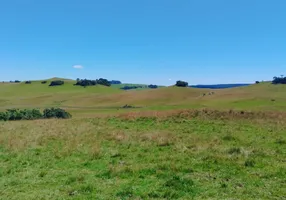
<box><xmin>1</xmin><ymin>115</ymin><xmax>285</xmax><ymax>199</ymax></box>
<box><xmin>1</xmin><ymin>80</ymin><xmax>286</xmax><ymax>115</ymax></box>
<box><xmin>1</xmin><ymin>79</ymin><xmax>286</xmax><ymax>199</ymax></box>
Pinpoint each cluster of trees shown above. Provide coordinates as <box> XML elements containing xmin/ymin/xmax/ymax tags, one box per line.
<box><xmin>25</xmin><ymin>81</ymin><xmax>32</xmax><ymax>84</ymax></box>
<box><xmin>74</xmin><ymin>78</ymin><xmax>111</xmax><ymax>87</ymax></box>
<box><xmin>0</xmin><ymin>108</ymin><xmax>71</xmax><ymax>121</ymax></box>
<box><xmin>41</xmin><ymin>81</ymin><xmax>47</xmax><ymax>84</ymax></box>
<box><xmin>272</xmin><ymin>76</ymin><xmax>286</xmax><ymax>84</ymax></box>
<box><xmin>120</xmin><ymin>84</ymin><xmax>158</xmax><ymax>90</ymax></box>
<box><xmin>175</xmin><ymin>80</ymin><xmax>188</xmax><ymax>87</ymax></box>
<box><xmin>49</xmin><ymin>80</ymin><xmax>64</xmax><ymax>86</ymax></box>
<box><xmin>121</xmin><ymin>85</ymin><xmax>145</xmax><ymax>90</ymax></box>
<box><xmin>7</xmin><ymin>80</ymin><xmax>21</xmax><ymax>83</ymax></box>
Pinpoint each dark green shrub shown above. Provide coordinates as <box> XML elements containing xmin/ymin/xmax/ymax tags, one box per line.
<box><xmin>25</xmin><ymin>81</ymin><xmax>32</xmax><ymax>84</ymax></box>
<box><xmin>0</xmin><ymin>112</ymin><xmax>8</xmax><ymax>121</ymax></box>
<box><xmin>6</xmin><ymin>109</ymin><xmax>24</xmax><ymax>120</ymax></box>
<box><xmin>20</xmin><ymin>109</ymin><xmax>43</xmax><ymax>120</ymax></box>
<box><xmin>43</xmin><ymin>108</ymin><xmax>72</xmax><ymax>119</ymax></box>
<box><xmin>41</xmin><ymin>81</ymin><xmax>47</xmax><ymax>84</ymax></box>
<box><xmin>0</xmin><ymin>108</ymin><xmax>71</xmax><ymax>121</ymax></box>
<box><xmin>49</xmin><ymin>80</ymin><xmax>64</xmax><ymax>86</ymax></box>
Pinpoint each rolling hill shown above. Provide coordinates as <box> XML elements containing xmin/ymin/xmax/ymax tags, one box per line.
<box><xmin>1</xmin><ymin>79</ymin><xmax>286</xmax><ymax>116</ymax></box>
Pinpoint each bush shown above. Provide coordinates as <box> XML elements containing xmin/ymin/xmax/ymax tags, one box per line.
<box><xmin>41</xmin><ymin>81</ymin><xmax>47</xmax><ymax>84</ymax></box>
<box><xmin>255</xmin><ymin>81</ymin><xmax>260</xmax><ymax>84</ymax></box>
<box><xmin>0</xmin><ymin>108</ymin><xmax>71</xmax><ymax>121</ymax></box>
<box><xmin>176</xmin><ymin>80</ymin><xmax>188</xmax><ymax>87</ymax></box>
<box><xmin>15</xmin><ymin>80</ymin><xmax>21</xmax><ymax>83</ymax></box>
<box><xmin>20</xmin><ymin>109</ymin><xmax>43</xmax><ymax>120</ymax></box>
<box><xmin>25</xmin><ymin>81</ymin><xmax>32</xmax><ymax>84</ymax></box>
<box><xmin>6</xmin><ymin>109</ymin><xmax>25</xmax><ymax>120</ymax></box>
<box><xmin>49</xmin><ymin>80</ymin><xmax>64</xmax><ymax>86</ymax></box>
<box><xmin>43</xmin><ymin>108</ymin><xmax>72</xmax><ymax>119</ymax></box>
<box><xmin>0</xmin><ymin>112</ymin><xmax>8</xmax><ymax>121</ymax></box>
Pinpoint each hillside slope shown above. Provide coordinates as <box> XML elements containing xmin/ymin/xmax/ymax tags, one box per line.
<box><xmin>1</xmin><ymin>80</ymin><xmax>286</xmax><ymax>114</ymax></box>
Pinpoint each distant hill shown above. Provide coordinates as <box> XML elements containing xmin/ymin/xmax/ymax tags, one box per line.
<box><xmin>190</xmin><ymin>84</ymin><xmax>251</xmax><ymax>89</ymax></box>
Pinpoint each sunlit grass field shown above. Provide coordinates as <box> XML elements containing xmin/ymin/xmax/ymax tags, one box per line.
<box><xmin>1</xmin><ymin>111</ymin><xmax>286</xmax><ymax>199</ymax></box>
<box><xmin>1</xmin><ymin>80</ymin><xmax>286</xmax><ymax>199</ymax></box>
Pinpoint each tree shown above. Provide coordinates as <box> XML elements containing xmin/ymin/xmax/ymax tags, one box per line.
<box><xmin>175</xmin><ymin>80</ymin><xmax>188</xmax><ymax>87</ymax></box>
<box><xmin>121</xmin><ymin>85</ymin><xmax>141</xmax><ymax>90</ymax></box>
<box><xmin>74</xmin><ymin>79</ymin><xmax>97</xmax><ymax>87</ymax></box>
<box><xmin>49</xmin><ymin>80</ymin><xmax>64</xmax><ymax>86</ymax></box>
<box><xmin>43</xmin><ymin>108</ymin><xmax>72</xmax><ymax>119</ymax></box>
<box><xmin>148</xmin><ymin>84</ymin><xmax>158</xmax><ymax>89</ymax></box>
<box><xmin>25</xmin><ymin>81</ymin><xmax>32</xmax><ymax>84</ymax></box>
<box><xmin>272</xmin><ymin>76</ymin><xmax>286</xmax><ymax>84</ymax></box>
<box><xmin>255</xmin><ymin>81</ymin><xmax>260</xmax><ymax>84</ymax></box>
<box><xmin>97</xmin><ymin>78</ymin><xmax>111</xmax><ymax>86</ymax></box>
<box><xmin>74</xmin><ymin>78</ymin><xmax>111</xmax><ymax>87</ymax></box>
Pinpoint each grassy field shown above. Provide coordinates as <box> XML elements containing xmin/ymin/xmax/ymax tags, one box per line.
<box><xmin>1</xmin><ymin>79</ymin><xmax>286</xmax><ymax>199</ymax></box>
<box><xmin>1</xmin><ymin>111</ymin><xmax>286</xmax><ymax>199</ymax></box>
<box><xmin>1</xmin><ymin>79</ymin><xmax>286</xmax><ymax>115</ymax></box>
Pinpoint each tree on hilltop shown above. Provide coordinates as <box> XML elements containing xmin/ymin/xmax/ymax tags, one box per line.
<box><xmin>175</xmin><ymin>80</ymin><xmax>188</xmax><ymax>87</ymax></box>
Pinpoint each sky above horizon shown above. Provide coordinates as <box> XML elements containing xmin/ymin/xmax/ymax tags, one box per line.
<box><xmin>0</xmin><ymin>0</ymin><xmax>285</xmax><ymax>85</ymax></box>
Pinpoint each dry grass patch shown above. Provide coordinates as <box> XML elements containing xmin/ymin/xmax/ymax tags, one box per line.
<box><xmin>140</xmin><ymin>131</ymin><xmax>176</xmax><ymax>146</ymax></box>
<box><xmin>106</xmin><ymin>130</ymin><xmax>129</xmax><ymax>142</ymax></box>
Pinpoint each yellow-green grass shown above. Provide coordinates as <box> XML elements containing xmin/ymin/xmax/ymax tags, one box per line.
<box><xmin>1</xmin><ymin>113</ymin><xmax>285</xmax><ymax>199</ymax></box>
<box><xmin>1</xmin><ymin>80</ymin><xmax>286</xmax><ymax>116</ymax></box>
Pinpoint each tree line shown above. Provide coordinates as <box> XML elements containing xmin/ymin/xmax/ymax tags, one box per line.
<box><xmin>272</xmin><ymin>76</ymin><xmax>286</xmax><ymax>84</ymax></box>
<box><xmin>6</xmin><ymin>79</ymin><xmax>190</xmax><ymax>88</ymax></box>
<box><xmin>74</xmin><ymin>78</ymin><xmax>111</xmax><ymax>87</ymax></box>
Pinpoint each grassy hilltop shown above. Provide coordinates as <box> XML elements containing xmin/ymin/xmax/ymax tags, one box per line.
<box><xmin>1</xmin><ymin>78</ymin><xmax>286</xmax><ymax>199</ymax></box>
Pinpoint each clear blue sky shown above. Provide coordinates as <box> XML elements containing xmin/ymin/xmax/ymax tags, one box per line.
<box><xmin>0</xmin><ymin>0</ymin><xmax>285</xmax><ymax>85</ymax></box>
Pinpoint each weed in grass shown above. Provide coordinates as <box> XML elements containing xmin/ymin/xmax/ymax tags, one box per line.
<box><xmin>38</xmin><ymin>171</ymin><xmax>47</xmax><ymax>178</ymax></box>
<box><xmin>275</xmin><ymin>138</ymin><xmax>286</xmax><ymax>145</ymax></box>
<box><xmin>245</xmin><ymin>159</ymin><xmax>255</xmax><ymax>167</ymax></box>
<box><xmin>222</xmin><ymin>135</ymin><xmax>236</xmax><ymax>141</ymax></box>
<box><xmin>116</xmin><ymin>185</ymin><xmax>134</xmax><ymax>199</ymax></box>
<box><xmin>228</xmin><ymin>147</ymin><xmax>241</xmax><ymax>154</ymax></box>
